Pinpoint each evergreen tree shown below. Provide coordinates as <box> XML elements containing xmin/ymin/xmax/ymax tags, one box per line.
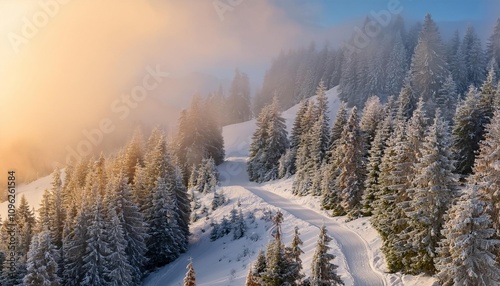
<box><xmin>104</xmin><ymin>208</ymin><xmax>134</xmax><ymax>286</ymax></box>
<box><xmin>447</xmin><ymin>30</ymin><xmax>467</xmax><ymax>94</ymax></box>
<box><xmin>285</xmin><ymin>226</ymin><xmax>305</xmax><ymax>284</ymax></box>
<box><xmin>81</xmin><ymin>193</ymin><xmax>109</xmax><ymax>286</ymax></box>
<box><xmin>487</xmin><ymin>18</ymin><xmax>500</xmax><ymax>75</ymax></box>
<box><xmin>314</xmin><ymin>81</ymin><xmax>331</xmax><ymax>161</ymax></box>
<box><xmin>472</xmin><ymin>109</ymin><xmax>500</xmax><ymax>232</ymax></box>
<box><xmin>175</xmin><ymin>94</ymin><xmax>225</xmax><ymax>179</ymax></box>
<box><xmin>436</xmin><ymin>75</ymin><xmax>458</xmax><ymax>122</ymax></box>
<box><xmin>183</xmin><ymin>259</ymin><xmax>196</xmax><ymax>286</ymax></box>
<box><xmin>211</xmin><ymin>189</ymin><xmax>226</xmax><ymax>211</ymax></box>
<box><xmin>288</xmin><ymin>100</ymin><xmax>311</xmax><ymax>175</ymax></box>
<box><xmin>106</xmin><ymin>172</ymin><xmax>147</xmax><ymax>285</ymax></box>
<box><xmin>410</xmin><ymin>14</ymin><xmax>450</xmax><ymax>111</ymax></box>
<box><xmin>227</xmin><ymin>69</ymin><xmax>252</xmax><ymax>124</ymax></box>
<box><xmin>461</xmin><ymin>25</ymin><xmax>486</xmax><ymax>88</ymax></box>
<box><xmin>63</xmin><ymin>202</ymin><xmax>89</xmax><ymax>285</ymax></box>
<box><xmin>261</xmin><ymin>211</ymin><xmax>298</xmax><ymax>285</ymax></box>
<box><xmin>361</xmin><ymin>114</ymin><xmax>392</xmax><ymax>216</ymax></box>
<box><xmin>247</xmin><ymin>250</ymin><xmax>267</xmax><ymax>285</ymax></box>
<box><xmin>395</xmin><ymin>76</ymin><xmax>416</xmax><ymax>121</ymax></box>
<box><xmin>371</xmin><ymin>119</ymin><xmax>412</xmax><ymax>272</ymax></box>
<box><xmin>49</xmin><ymin>168</ymin><xmax>65</xmax><ymax>250</ymax></box>
<box><xmin>359</xmin><ymin>96</ymin><xmax>384</xmax><ymax>150</ymax></box>
<box><xmin>335</xmin><ymin>106</ymin><xmax>366</xmax><ymax>218</ymax></box>
<box><xmin>310</xmin><ymin>226</ymin><xmax>343</xmax><ymax>286</ymax></box>
<box><xmin>145</xmin><ymin>176</ymin><xmax>183</xmax><ymax>269</ymax></box>
<box><xmin>436</xmin><ymin>186</ymin><xmax>500</xmax><ymax>286</ymax></box>
<box><xmin>327</xmin><ymin>102</ymin><xmax>347</xmax><ymax>158</ymax></box>
<box><xmin>385</xmin><ymin>33</ymin><xmax>408</xmax><ymax>97</ymax></box>
<box><xmin>194</xmin><ymin>158</ymin><xmax>219</xmax><ymax>193</ymax></box>
<box><xmin>403</xmin><ymin>110</ymin><xmax>457</xmax><ymax>274</ymax></box>
<box><xmin>121</xmin><ymin>129</ymin><xmax>144</xmax><ymax>185</ymax></box>
<box><xmin>23</xmin><ymin>230</ymin><xmax>61</xmax><ymax>286</ymax></box>
<box><xmin>479</xmin><ymin>65</ymin><xmax>498</xmax><ymax>129</ymax></box>
<box><xmin>247</xmin><ymin>97</ymin><xmax>289</xmax><ymax>183</ymax></box>
<box><xmin>451</xmin><ymin>87</ymin><xmax>484</xmax><ymax>175</ymax></box>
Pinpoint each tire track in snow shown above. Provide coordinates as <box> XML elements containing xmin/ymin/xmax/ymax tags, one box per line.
<box><xmin>221</xmin><ymin>158</ymin><xmax>385</xmax><ymax>286</ymax></box>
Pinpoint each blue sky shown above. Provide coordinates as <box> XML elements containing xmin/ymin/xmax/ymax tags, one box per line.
<box><xmin>276</xmin><ymin>0</ymin><xmax>499</xmax><ymax>27</ymax></box>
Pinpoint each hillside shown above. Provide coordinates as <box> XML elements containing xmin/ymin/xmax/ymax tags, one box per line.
<box><xmin>1</xmin><ymin>87</ymin><xmax>436</xmax><ymax>285</ymax></box>
<box><xmin>144</xmin><ymin>87</ymin><xmax>437</xmax><ymax>286</ymax></box>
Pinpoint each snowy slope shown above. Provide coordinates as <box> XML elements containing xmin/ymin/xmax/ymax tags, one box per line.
<box><xmin>146</xmin><ymin>86</ymin><xmax>437</xmax><ymax>286</ymax></box>
<box><xmin>3</xmin><ymin>86</ymin><xmax>437</xmax><ymax>285</ymax></box>
<box><xmin>224</xmin><ymin>87</ymin><xmax>342</xmax><ymax>158</ymax></box>
<box><xmin>0</xmin><ymin>172</ymin><xmax>58</xmax><ymax>220</ymax></box>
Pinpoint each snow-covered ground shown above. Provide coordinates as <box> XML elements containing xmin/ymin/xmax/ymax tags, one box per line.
<box><xmin>145</xmin><ymin>87</ymin><xmax>437</xmax><ymax>285</ymax></box>
<box><xmin>0</xmin><ymin>173</ymin><xmax>53</xmax><ymax>220</ymax></box>
<box><xmin>2</xmin><ymin>87</ymin><xmax>437</xmax><ymax>285</ymax></box>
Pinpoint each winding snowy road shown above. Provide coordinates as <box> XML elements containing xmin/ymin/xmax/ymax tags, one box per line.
<box><xmin>220</xmin><ymin>157</ymin><xmax>386</xmax><ymax>286</ymax></box>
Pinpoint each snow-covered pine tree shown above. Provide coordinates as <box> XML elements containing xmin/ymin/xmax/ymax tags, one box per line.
<box><xmin>461</xmin><ymin>25</ymin><xmax>486</xmax><ymax>89</ymax></box>
<box><xmin>246</xmin><ymin>250</ymin><xmax>267</xmax><ymax>285</ymax></box>
<box><xmin>183</xmin><ymin>259</ymin><xmax>196</xmax><ymax>286</ymax></box>
<box><xmin>471</xmin><ymin>109</ymin><xmax>500</xmax><ymax>232</ymax></box>
<box><xmin>5</xmin><ymin>195</ymin><xmax>36</xmax><ymax>284</ymax></box>
<box><xmin>145</xmin><ymin>176</ymin><xmax>183</xmax><ymax>269</ymax></box>
<box><xmin>436</xmin><ymin>186</ymin><xmax>500</xmax><ymax>286</ymax></box>
<box><xmin>314</xmin><ymin>81</ymin><xmax>331</xmax><ymax>161</ymax></box>
<box><xmin>63</xmin><ymin>202</ymin><xmax>89</xmax><ymax>285</ymax></box>
<box><xmin>447</xmin><ymin>30</ymin><xmax>467</xmax><ymax>95</ymax></box>
<box><xmin>188</xmin><ymin>165</ymin><xmax>198</xmax><ymax>190</ymax></box>
<box><xmin>436</xmin><ymin>75</ymin><xmax>458</xmax><ymax>122</ymax></box>
<box><xmin>361</xmin><ymin>114</ymin><xmax>392</xmax><ymax>216</ymax></box>
<box><xmin>371</xmin><ymin>118</ymin><xmax>411</xmax><ymax>272</ymax></box>
<box><xmin>395</xmin><ymin>75</ymin><xmax>417</xmax><ymax>122</ymax></box>
<box><xmin>284</xmin><ymin>226</ymin><xmax>305</xmax><ymax>284</ymax></box>
<box><xmin>278</xmin><ymin>148</ymin><xmax>295</xmax><ymax>179</ymax></box>
<box><xmin>377</xmin><ymin>100</ymin><xmax>427</xmax><ymax>267</ymax></box>
<box><xmin>325</xmin><ymin>101</ymin><xmax>344</xmax><ymax>157</ymax></box>
<box><xmin>105</xmin><ymin>171</ymin><xmax>147</xmax><ymax>285</ymax></box>
<box><xmin>245</xmin><ymin>266</ymin><xmax>260</xmax><ymax>286</ymax></box>
<box><xmin>121</xmin><ymin>128</ymin><xmax>144</xmax><ymax>185</ymax></box>
<box><xmin>310</xmin><ymin>226</ymin><xmax>343</xmax><ymax>286</ymax></box>
<box><xmin>495</xmin><ymin>81</ymin><xmax>500</xmax><ymax>109</ymax></box>
<box><xmin>410</xmin><ymin>14</ymin><xmax>450</xmax><ymax>113</ymax></box>
<box><xmin>211</xmin><ymin>188</ymin><xmax>226</xmax><ymax>211</ymax></box>
<box><xmin>335</xmin><ymin>106</ymin><xmax>366</xmax><ymax>218</ymax></box>
<box><xmin>195</xmin><ymin>157</ymin><xmax>218</xmax><ymax>193</ymax></box>
<box><xmin>288</xmin><ymin>99</ymin><xmax>311</xmax><ymax>175</ymax></box>
<box><xmin>359</xmin><ymin>96</ymin><xmax>384</xmax><ymax>150</ymax></box>
<box><xmin>227</xmin><ymin>68</ymin><xmax>252</xmax><ymax>124</ymax></box>
<box><xmin>24</xmin><ymin>230</ymin><xmax>61</xmax><ymax>286</ymax></box>
<box><xmin>247</xmin><ymin>97</ymin><xmax>289</xmax><ymax>183</ymax></box>
<box><xmin>479</xmin><ymin>65</ymin><xmax>498</xmax><ymax>130</ymax></box>
<box><xmin>487</xmin><ymin>18</ymin><xmax>500</xmax><ymax>75</ymax></box>
<box><xmin>173</xmin><ymin>164</ymin><xmax>191</xmax><ymax>245</ymax></box>
<box><xmin>261</xmin><ymin>211</ymin><xmax>298</xmax><ymax>285</ymax></box>
<box><xmin>406</xmin><ymin>21</ymin><xmax>422</xmax><ymax>63</ymax></box>
<box><xmin>338</xmin><ymin>49</ymin><xmax>359</xmax><ymax>106</ymax></box>
<box><xmin>81</xmin><ymin>191</ymin><xmax>109</xmax><ymax>286</ymax></box>
<box><xmin>175</xmin><ymin>94</ymin><xmax>225</xmax><ymax>179</ymax></box>
<box><xmin>231</xmin><ymin>209</ymin><xmax>247</xmax><ymax>240</ymax></box>
<box><xmin>49</xmin><ymin>168</ymin><xmax>65</xmax><ymax>251</ymax></box>
<box><xmin>451</xmin><ymin>87</ymin><xmax>483</xmax><ymax>175</ymax></box>
<box><xmin>385</xmin><ymin>33</ymin><xmax>408</xmax><ymax>97</ymax></box>
<box><xmin>403</xmin><ymin>110</ymin><xmax>457</xmax><ymax>274</ymax></box>
<box><xmin>104</xmin><ymin>207</ymin><xmax>134</xmax><ymax>286</ymax></box>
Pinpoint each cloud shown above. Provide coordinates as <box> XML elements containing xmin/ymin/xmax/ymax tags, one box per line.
<box><xmin>0</xmin><ymin>0</ymin><xmax>308</xmax><ymax>187</ymax></box>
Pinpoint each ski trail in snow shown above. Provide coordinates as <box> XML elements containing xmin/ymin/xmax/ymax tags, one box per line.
<box><xmin>221</xmin><ymin>157</ymin><xmax>386</xmax><ymax>286</ymax></box>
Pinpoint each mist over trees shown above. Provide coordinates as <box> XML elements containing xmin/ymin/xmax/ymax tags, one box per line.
<box><xmin>245</xmin><ymin>13</ymin><xmax>500</xmax><ymax>281</ymax></box>
<box><xmin>1</xmin><ymin>10</ymin><xmax>500</xmax><ymax>285</ymax></box>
